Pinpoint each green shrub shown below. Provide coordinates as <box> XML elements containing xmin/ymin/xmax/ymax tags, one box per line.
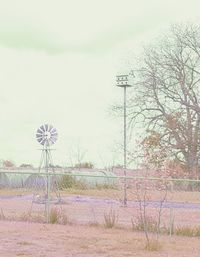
<box><xmin>58</xmin><ymin>174</ymin><xmax>88</xmax><ymax>190</ymax></box>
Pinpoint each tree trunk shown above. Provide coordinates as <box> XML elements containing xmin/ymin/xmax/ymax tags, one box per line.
<box><xmin>185</xmin><ymin>152</ymin><xmax>199</xmax><ymax>177</ymax></box>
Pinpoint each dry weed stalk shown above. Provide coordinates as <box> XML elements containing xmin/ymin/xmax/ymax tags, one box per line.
<box><xmin>130</xmin><ymin>169</ymin><xmax>168</xmax><ymax>248</ymax></box>
<box><xmin>104</xmin><ymin>208</ymin><xmax>118</xmax><ymax>228</ymax></box>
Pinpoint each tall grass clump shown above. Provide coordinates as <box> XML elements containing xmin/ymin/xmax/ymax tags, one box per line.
<box><xmin>104</xmin><ymin>209</ymin><xmax>118</xmax><ymax>228</ymax></box>
<box><xmin>145</xmin><ymin>239</ymin><xmax>162</xmax><ymax>251</ymax></box>
<box><xmin>0</xmin><ymin>208</ymin><xmax>5</xmax><ymax>220</ymax></box>
<box><xmin>49</xmin><ymin>207</ymin><xmax>69</xmax><ymax>225</ymax></box>
<box><xmin>175</xmin><ymin>226</ymin><xmax>200</xmax><ymax>237</ymax></box>
<box><xmin>49</xmin><ymin>207</ymin><xmax>60</xmax><ymax>224</ymax></box>
<box><xmin>20</xmin><ymin>211</ymin><xmax>45</xmax><ymax>223</ymax></box>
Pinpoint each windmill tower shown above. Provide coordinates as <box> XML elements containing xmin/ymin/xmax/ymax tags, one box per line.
<box><xmin>31</xmin><ymin>124</ymin><xmax>62</xmax><ymax>220</ymax></box>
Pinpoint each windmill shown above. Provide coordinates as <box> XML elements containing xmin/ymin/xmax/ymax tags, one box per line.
<box><xmin>36</xmin><ymin>124</ymin><xmax>58</xmax><ymax>174</ymax></box>
<box><xmin>27</xmin><ymin>124</ymin><xmax>62</xmax><ymax>221</ymax></box>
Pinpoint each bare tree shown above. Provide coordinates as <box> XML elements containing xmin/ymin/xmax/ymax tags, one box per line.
<box><xmin>67</xmin><ymin>141</ymin><xmax>87</xmax><ymax>169</ymax></box>
<box><xmin>3</xmin><ymin>160</ymin><xmax>15</xmax><ymax>168</ymax></box>
<box><xmin>128</xmin><ymin>23</ymin><xmax>200</xmax><ymax>176</ymax></box>
<box><xmin>130</xmin><ymin>171</ymin><xmax>168</xmax><ymax>249</ymax></box>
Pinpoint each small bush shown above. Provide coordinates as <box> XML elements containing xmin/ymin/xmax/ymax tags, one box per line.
<box><xmin>131</xmin><ymin>215</ymin><xmax>200</xmax><ymax>238</ymax></box>
<box><xmin>20</xmin><ymin>212</ymin><xmax>33</xmax><ymax>222</ymax></box>
<box><xmin>0</xmin><ymin>208</ymin><xmax>5</xmax><ymax>220</ymax></box>
<box><xmin>175</xmin><ymin>226</ymin><xmax>200</xmax><ymax>237</ymax></box>
<box><xmin>19</xmin><ymin>212</ymin><xmax>45</xmax><ymax>223</ymax></box>
<box><xmin>74</xmin><ymin>180</ymin><xmax>88</xmax><ymax>190</ymax></box>
<box><xmin>58</xmin><ymin>175</ymin><xmax>77</xmax><ymax>189</ymax></box>
<box><xmin>88</xmin><ymin>222</ymin><xmax>99</xmax><ymax>227</ymax></box>
<box><xmin>74</xmin><ymin>162</ymin><xmax>94</xmax><ymax>169</ymax></box>
<box><xmin>171</xmin><ymin>180</ymin><xmax>200</xmax><ymax>192</ymax></box>
<box><xmin>58</xmin><ymin>175</ymin><xmax>88</xmax><ymax>190</ymax></box>
<box><xmin>49</xmin><ymin>207</ymin><xmax>69</xmax><ymax>225</ymax></box>
<box><xmin>132</xmin><ymin>216</ymin><xmax>158</xmax><ymax>233</ymax></box>
<box><xmin>59</xmin><ymin>210</ymin><xmax>68</xmax><ymax>225</ymax></box>
<box><xmin>145</xmin><ymin>239</ymin><xmax>162</xmax><ymax>251</ymax></box>
<box><xmin>32</xmin><ymin>214</ymin><xmax>45</xmax><ymax>223</ymax></box>
<box><xmin>94</xmin><ymin>183</ymin><xmax>117</xmax><ymax>190</ymax></box>
<box><xmin>49</xmin><ymin>207</ymin><xmax>60</xmax><ymax>224</ymax></box>
<box><xmin>104</xmin><ymin>209</ymin><xmax>118</xmax><ymax>228</ymax></box>
<box><xmin>194</xmin><ymin>227</ymin><xmax>200</xmax><ymax>237</ymax></box>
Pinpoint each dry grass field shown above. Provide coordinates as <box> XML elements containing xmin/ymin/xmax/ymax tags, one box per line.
<box><xmin>0</xmin><ymin>186</ymin><xmax>200</xmax><ymax>256</ymax></box>
<box><xmin>0</xmin><ymin>220</ymin><xmax>200</xmax><ymax>257</ymax></box>
<box><xmin>0</xmin><ymin>185</ymin><xmax>200</xmax><ymax>256</ymax></box>
<box><xmin>1</xmin><ymin>187</ymin><xmax>200</xmax><ymax>228</ymax></box>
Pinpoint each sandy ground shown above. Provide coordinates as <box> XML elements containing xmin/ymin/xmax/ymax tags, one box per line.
<box><xmin>0</xmin><ymin>220</ymin><xmax>200</xmax><ymax>257</ymax></box>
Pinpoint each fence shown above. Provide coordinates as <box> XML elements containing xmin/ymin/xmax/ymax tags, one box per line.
<box><xmin>0</xmin><ymin>170</ymin><xmax>200</xmax><ymax>236</ymax></box>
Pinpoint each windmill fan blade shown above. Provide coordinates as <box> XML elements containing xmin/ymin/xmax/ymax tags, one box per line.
<box><xmin>36</xmin><ymin>136</ymin><xmax>44</xmax><ymax>141</ymax></box>
<box><xmin>49</xmin><ymin>138</ymin><xmax>55</xmax><ymax>144</ymax></box>
<box><xmin>36</xmin><ymin>133</ymin><xmax>43</xmax><ymax>138</ymax></box>
<box><xmin>40</xmin><ymin>125</ymin><xmax>46</xmax><ymax>132</ymax></box>
<box><xmin>45</xmin><ymin>124</ymin><xmax>49</xmax><ymax>131</ymax></box>
<box><xmin>37</xmin><ymin>128</ymin><xmax>43</xmax><ymax>134</ymax></box>
<box><xmin>51</xmin><ymin>134</ymin><xmax>58</xmax><ymax>139</ymax></box>
<box><xmin>40</xmin><ymin>138</ymin><xmax>47</xmax><ymax>145</ymax></box>
<box><xmin>50</xmin><ymin>138</ymin><xmax>57</xmax><ymax>144</ymax></box>
<box><xmin>51</xmin><ymin>128</ymin><xmax>57</xmax><ymax>134</ymax></box>
<box><xmin>48</xmin><ymin>125</ymin><xmax>53</xmax><ymax>132</ymax></box>
<box><xmin>37</xmin><ymin>137</ymin><xmax>44</xmax><ymax>143</ymax></box>
<box><xmin>51</xmin><ymin>133</ymin><xmax>57</xmax><ymax>138</ymax></box>
<box><xmin>51</xmin><ymin>133</ymin><xmax>58</xmax><ymax>137</ymax></box>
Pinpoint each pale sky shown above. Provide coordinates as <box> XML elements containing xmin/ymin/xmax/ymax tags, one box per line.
<box><xmin>1</xmin><ymin>0</ymin><xmax>200</xmax><ymax>167</ymax></box>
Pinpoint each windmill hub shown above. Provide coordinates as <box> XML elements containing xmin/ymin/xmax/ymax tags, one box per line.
<box><xmin>44</xmin><ymin>131</ymin><xmax>51</xmax><ymax>139</ymax></box>
<box><xmin>36</xmin><ymin>124</ymin><xmax>58</xmax><ymax>147</ymax></box>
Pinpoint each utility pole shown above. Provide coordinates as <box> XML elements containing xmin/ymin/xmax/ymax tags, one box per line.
<box><xmin>116</xmin><ymin>74</ymin><xmax>132</xmax><ymax>206</ymax></box>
